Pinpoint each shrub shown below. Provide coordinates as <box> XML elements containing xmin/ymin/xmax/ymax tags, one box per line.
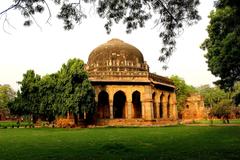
<box><xmin>56</xmin><ymin>118</ymin><xmax>75</xmax><ymax>128</ymax></box>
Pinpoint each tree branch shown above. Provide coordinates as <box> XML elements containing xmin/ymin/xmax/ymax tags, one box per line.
<box><xmin>3</xmin><ymin>15</ymin><xmax>11</xmax><ymax>34</ymax></box>
<box><xmin>157</xmin><ymin>0</ymin><xmax>178</xmax><ymax>24</ymax></box>
<box><xmin>0</xmin><ymin>0</ymin><xmax>21</xmax><ymax>15</ymax></box>
<box><xmin>17</xmin><ymin>5</ymin><xmax>42</xmax><ymax>31</ymax></box>
<box><xmin>43</xmin><ymin>0</ymin><xmax>52</xmax><ymax>24</ymax></box>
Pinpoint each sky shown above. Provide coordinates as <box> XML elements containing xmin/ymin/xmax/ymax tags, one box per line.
<box><xmin>0</xmin><ymin>0</ymin><xmax>217</xmax><ymax>91</ymax></box>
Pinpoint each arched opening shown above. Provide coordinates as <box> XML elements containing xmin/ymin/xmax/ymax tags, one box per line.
<box><xmin>97</xmin><ymin>91</ymin><xmax>110</xmax><ymax>119</ymax></box>
<box><xmin>113</xmin><ymin>91</ymin><xmax>126</xmax><ymax>118</ymax></box>
<box><xmin>159</xmin><ymin>94</ymin><xmax>164</xmax><ymax>118</ymax></box>
<box><xmin>132</xmin><ymin>91</ymin><xmax>142</xmax><ymax>118</ymax></box>
<box><xmin>152</xmin><ymin>92</ymin><xmax>157</xmax><ymax>118</ymax></box>
<box><xmin>167</xmin><ymin>94</ymin><xmax>170</xmax><ymax>118</ymax></box>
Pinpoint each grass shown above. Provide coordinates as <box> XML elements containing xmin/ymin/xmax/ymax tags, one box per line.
<box><xmin>193</xmin><ymin>119</ymin><xmax>240</xmax><ymax>124</ymax></box>
<box><xmin>0</xmin><ymin>126</ymin><xmax>240</xmax><ymax>160</ymax></box>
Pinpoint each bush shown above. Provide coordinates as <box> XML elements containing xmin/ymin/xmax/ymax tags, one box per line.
<box><xmin>56</xmin><ymin>118</ymin><xmax>75</xmax><ymax>128</ymax></box>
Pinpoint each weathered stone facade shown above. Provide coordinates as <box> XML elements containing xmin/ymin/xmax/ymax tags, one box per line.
<box><xmin>182</xmin><ymin>94</ymin><xmax>208</xmax><ymax>120</ymax></box>
<box><xmin>85</xmin><ymin>39</ymin><xmax>177</xmax><ymax>125</ymax></box>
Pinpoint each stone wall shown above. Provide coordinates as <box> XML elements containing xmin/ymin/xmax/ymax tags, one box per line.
<box><xmin>182</xmin><ymin>94</ymin><xmax>208</xmax><ymax>120</ymax></box>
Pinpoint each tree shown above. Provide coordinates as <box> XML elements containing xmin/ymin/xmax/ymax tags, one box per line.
<box><xmin>170</xmin><ymin>75</ymin><xmax>196</xmax><ymax>113</ymax></box>
<box><xmin>9</xmin><ymin>70</ymin><xmax>41</xmax><ymax>122</ymax></box>
<box><xmin>201</xmin><ymin>0</ymin><xmax>240</xmax><ymax>90</ymax></box>
<box><xmin>197</xmin><ymin>85</ymin><xmax>227</xmax><ymax>108</ymax></box>
<box><xmin>1</xmin><ymin>0</ymin><xmax>201</xmax><ymax>68</ymax></box>
<box><xmin>0</xmin><ymin>84</ymin><xmax>16</xmax><ymax>109</ymax></box>
<box><xmin>56</xmin><ymin>58</ymin><xmax>96</xmax><ymax>121</ymax></box>
<box><xmin>232</xmin><ymin>82</ymin><xmax>240</xmax><ymax>106</ymax></box>
<box><xmin>0</xmin><ymin>84</ymin><xmax>16</xmax><ymax>119</ymax></box>
<box><xmin>198</xmin><ymin>84</ymin><xmax>240</xmax><ymax>122</ymax></box>
<box><xmin>9</xmin><ymin>58</ymin><xmax>96</xmax><ymax>123</ymax></box>
<box><xmin>38</xmin><ymin>74</ymin><xmax>58</xmax><ymax>122</ymax></box>
<box><xmin>209</xmin><ymin>99</ymin><xmax>233</xmax><ymax>123</ymax></box>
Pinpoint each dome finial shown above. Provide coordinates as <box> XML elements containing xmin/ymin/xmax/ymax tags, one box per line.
<box><xmin>107</xmin><ymin>38</ymin><xmax>124</xmax><ymax>44</ymax></box>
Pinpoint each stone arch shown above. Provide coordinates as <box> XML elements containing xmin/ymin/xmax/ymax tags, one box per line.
<box><xmin>152</xmin><ymin>92</ymin><xmax>157</xmax><ymax>118</ymax></box>
<box><xmin>167</xmin><ymin>94</ymin><xmax>171</xmax><ymax>118</ymax></box>
<box><xmin>113</xmin><ymin>90</ymin><xmax>126</xmax><ymax>118</ymax></box>
<box><xmin>132</xmin><ymin>91</ymin><xmax>142</xmax><ymax>118</ymax></box>
<box><xmin>97</xmin><ymin>91</ymin><xmax>110</xmax><ymax>119</ymax></box>
<box><xmin>159</xmin><ymin>93</ymin><xmax>164</xmax><ymax>118</ymax></box>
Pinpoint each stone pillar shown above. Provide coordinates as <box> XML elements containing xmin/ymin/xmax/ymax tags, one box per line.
<box><xmin>162</xmin><ymin>94</ymin><xmax>168</xmax><ymax>119</ymax></box>
<box><xmin>143</xmin><ymin>86</ymin><xmax>153</xmax><ymax>120</ymax></box>
<box><xmin>142</xmin><ymin>100</ymin><xmax>153</xmax><ymax>120</ymax></box>
<box><xmin>141</xmin><ymin>103</ymin><xmax>145</xmax><ymax>119</ymax></box>
<box><xmin>171</xmin><ymin>93</ymin><xmax>178</xmax><ymax>120</ymax></box>
<box><xmin>156</xmin><ymin>102</ymin><xmax>160</xmax><ymax>119</ymax></box>
<box><xmin>127</xmin><ymin>101</ymin><xmax>132</xmax><ymax>119</ymax></box>
<box><xmin>109</xmin><ymin>100</ymin><xmax>113</xmax><ymax>119</ymax></box>
<box><xmin>162</xmin><ymin>102</ymin><xmax>168</xmax><ymax>119</ymax></box>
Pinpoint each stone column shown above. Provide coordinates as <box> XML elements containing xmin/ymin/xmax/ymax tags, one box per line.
<box><xmin>127</xmin><ymin>100</ymin><xmax>132</xmax><ymax>119</ymax></box>
<box><xmin>141</xmin><ymin>103</ymin><xmax>145</xmax><ymax>119</ymax></box>
<box><xmin>142</xmin><ymin>100</ymin><xmax>153</xmax><ymax>120</ymax></box>
<box><xmin>171</xmin><ymin>93</ymin><xmax>178</xmax><ymax>120</ymax></box>
<box><xmin>143</xmin><ymin>86</ymin><xmax>153</xmax><ymax>120</ymax></box>
<box><xmin>109</xmin><ymin>100</ymin><xmax>113</xmax><ymax>119</ymax></box>
<box><xmin>162</xmin><ymin>94</ymin><xmax>168</xmax><ymax>119</ymax></box>
<box><xmin>156</xmin><ymin>102</ymin><xmax>160</xmax><ymax>119</ymax></box>
<box><xmin>162</xmin><ymin>102</ymin><xmax>168</xmax><ymax>119</ymax></box>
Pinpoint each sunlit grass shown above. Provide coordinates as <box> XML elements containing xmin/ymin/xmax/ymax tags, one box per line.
<box><xmin>0</xmin><ymin>126</ymin><xmax>240</xmax><ymax>160</ymax></box>
<box><xmin>193</xmin><ymin>119</ymin><xmax>240</xmax><ymax>124</ymax></box>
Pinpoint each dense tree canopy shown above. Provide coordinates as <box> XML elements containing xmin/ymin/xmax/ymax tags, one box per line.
<box><xmin>56</xmin><ymin>58</ymin><xmax>96</xmax><ymax>116</ymax></box>
<box><xmin>197</xmin><ymin>85</ymin><xmax>226</xmax><ymax>108</ymax></box>
<box><xmin>197</xmin><ymin>83</ymin><xmax>240</xmax><ymax>120</ymax></box>
<box><xmin>201</xmin><ymin>0</ymin><xmax>240</xmax><ymax>90</ymax></box>
<box><xmin>9</xmin><ymin>58</ymin><xmax>96</xmax><ymax>123</ymax></box>
<box><xmin>0</xmin><ymin>84</ymin><xmax>16</xmax><ymax>115</ymax></box>
<box><xmin>170</xmin><ymin>75</ymin><xmax>196</xmax><ymax>112</ymax></box>
<box><xmin>1</xmin><ymin>0</ymin><xmax>201</xmax><ymax>68</ymax></box>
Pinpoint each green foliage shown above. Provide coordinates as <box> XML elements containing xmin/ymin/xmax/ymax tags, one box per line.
<box><xmin>198</xmin><ymin>83</ymin><xmax>240</xmax><ymax>120</ymax></box>
<box><xmin>1</xmin><ymin>0</ymin><xmax>201</xmax><ymax>68</ymax></box>
<box><xmin>232</xmin><ymin>82</ymin><xmax>240</xmax><ymax>106</ymax></box>
<box><xmin>9</xmin><ymin>58</ymin><xmax>96</xmax><ymax>123</ymax></box>
<box><xmin>0</xmin><ymin>127</ymin><xmax>240</xmax><ymax>159</ymax></box>
<box><xmin>201</xmin><ymin>0</ymin><xmax>240</xmax><ymax>90</ymax></box>
<box><xmin>0</xmin><ymin>121</ymin><xmax>33</xmax><ymax>129</ymax></box>
<box><xmin>38</xmin><ymin>74</ymin><xmax>58</xmax><ymax>122</ymax></box>
<box><xmin>8</xmin><ymin>70</ymin><xmax>41</xmax><ymax>122</ymax></box>
<box><xmin>0</xmin><ymin>84</ymin><xmax>15</xmax><ymax>110</ymax></box>
<box><xmin>56</xmin><ymin>58</ymin><xmax>96</xmax><ymax>116</ymax></box>
<box><xmin>209</xmin><ymin>99</ymin><xmax>232</xmax><ymax>120</ymax></box>
<box><xmin>197</xmin><ymin>85</ymin><xmax>227</xmax><ymax>108</ymax></box>
<box><xmin>170</xmin><ymin>75</ymin><xmax>196</xmax><ymax>112</ymax></box>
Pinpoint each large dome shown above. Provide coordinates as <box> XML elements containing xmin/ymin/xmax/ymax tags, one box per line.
<box><xmin>86</xmin><ymin>39</ymin><xmax>147</xmax><ymax>72</ymax></box>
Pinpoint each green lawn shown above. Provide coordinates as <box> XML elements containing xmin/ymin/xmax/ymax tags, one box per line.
<box><xmin>0</xmin><ymin>126</ymin><xmax>240</xmax><ymax>160</ymax></box>
<box><xmin>194</xmin><ymin>119</ymin><xmax>240</xmax><ymax>124</ymax></box>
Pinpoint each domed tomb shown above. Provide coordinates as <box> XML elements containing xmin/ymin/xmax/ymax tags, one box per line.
<box><xmin>83</xmin><ymin>38</ymin><xmax>177</xmax><ymax>125</ymax></box>
<box><xmin>86</xmin><ymin>39</ymin><xmax>148</xmax><ymax>72</ymax></box>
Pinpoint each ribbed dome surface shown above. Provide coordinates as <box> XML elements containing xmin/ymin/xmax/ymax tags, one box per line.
<box><xmin>87</xmin><ymin>39</ymin><xmax>145</xmax><ymax>71</ymax></box>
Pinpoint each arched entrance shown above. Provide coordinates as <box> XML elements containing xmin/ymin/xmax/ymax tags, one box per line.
<box><xmin>132</xmin><ymin>91</ymin><xmax>142</xmax><ymax>118</ymax></box>
<box><xmin>113</xmin><ymin>91</ymin><xmax>126</xmax><ymax>118</ymax></box>
<box><xmin>97</xmin><ymin>91</ymin><xmax>110</xmax><ymax>119</ymax></box>
<box><xmin>159</xmin><ymin>94</ymin><xmax>164</xmax><ymax>118</ymax></box>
